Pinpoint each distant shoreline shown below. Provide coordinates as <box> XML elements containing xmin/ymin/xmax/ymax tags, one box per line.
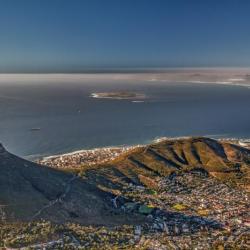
<box><xmin>35</xmin><ymin>136</ymin><xmax>250</xmax><ymax>168</ymax></box>
<box><xmin>40</xmin><ymin>145</ymin><xmax>140</xmax><ymax>161</ymax></box>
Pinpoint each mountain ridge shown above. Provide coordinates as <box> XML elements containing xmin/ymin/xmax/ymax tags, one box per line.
<box><xmin>84</xmin><ymin>137</ymin><xmax>250</xmax><ymax>192</ymax></box>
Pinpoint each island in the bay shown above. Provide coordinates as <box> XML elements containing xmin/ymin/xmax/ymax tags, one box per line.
<box><xmin>91</xmin><ymin>91</ymin><xmax>146</xmax><ymax>100</ymax></box>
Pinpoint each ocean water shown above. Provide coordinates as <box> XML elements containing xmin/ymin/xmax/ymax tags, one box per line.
<box><xmin>0</xmin><ymin>74</ymin><xmax>250</xmax><ymax>158</ymax></box>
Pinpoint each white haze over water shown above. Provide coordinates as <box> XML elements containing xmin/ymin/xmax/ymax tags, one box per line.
<box><xmin>0</xmin><ymin>68</ymin><xmax>250</xmax><ymax>87</ymax></box>
<box><xmin>0</xmin><ymin>68</ymin><xmax>250</xmax><ymax>158</ymax></box>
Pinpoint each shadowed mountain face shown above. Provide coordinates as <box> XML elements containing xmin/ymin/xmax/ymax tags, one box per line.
<box><xmin>85</xmin><ymin>137</ymin><xmax>250</xmax><ymax>192</ymax></box>
<box><xmin>0</xmin><ymin>143</ymin><xmax>117</xmax><ymax>224</ymax></box>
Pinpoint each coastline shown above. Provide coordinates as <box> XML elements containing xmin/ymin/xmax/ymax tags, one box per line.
<box><xmin>36</xmin><ymin>136</ymin><xmax>250</xmax><ymax>169</ymax></box>
<box><xmin>36</xmin><ymin>144</ymin><xmax>142</xmax><ymax>168</ymax></box>
<box><xmin>36</xmin><ymin>136</ymin><xmax>250</xmax><ymax>159</ymax></box>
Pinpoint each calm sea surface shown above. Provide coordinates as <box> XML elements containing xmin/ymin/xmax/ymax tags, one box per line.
<box><xmin>1</xmin><ymin>75</ymin><xmax>250</xmax><ymax>158</ymax></box>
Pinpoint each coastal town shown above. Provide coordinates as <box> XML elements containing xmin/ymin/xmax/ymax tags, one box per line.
<box><xmin>72</xmin><ymin>170</ymin><xmax>245</xmax><ymax>248</ymax></box>
<box><xmin>37</xmin><ymin>137</ymin><xmax>250</xmax><ymax>169</ymax></box>
<box><xmin>37</xmin><ymin>145</ymin><xmax>140</xmax><ymax>169</ymax></box>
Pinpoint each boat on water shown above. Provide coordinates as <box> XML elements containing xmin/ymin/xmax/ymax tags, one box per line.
<box><xmin>30</xmin><ymin>128</ymin><xmax>41</xmax><ymax>131</ymax></box>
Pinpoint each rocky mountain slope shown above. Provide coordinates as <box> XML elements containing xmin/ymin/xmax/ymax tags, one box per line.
<box><xmin>85</xmin><ymin>137</ymin><xmax>250</xmax><ymax>192</ymax></box>
<box><xmin>0</xmin><ymin>143</ymin><xmax>123</xmax><ymax>224</ymax></box>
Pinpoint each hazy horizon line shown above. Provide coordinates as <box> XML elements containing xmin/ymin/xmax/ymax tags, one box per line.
<box><xmin>1</xmin><ymin>66</ymin><xmax>250</xmax><ymax>74</ymax></box>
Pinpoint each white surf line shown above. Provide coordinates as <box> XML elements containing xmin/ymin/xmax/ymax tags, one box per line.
<box><xmin>39</xmin><ymin>145</ymin><xmax>139</xmax><ymax>161</ymax></box>
<box><xmin>36</xmin><ymin>135</ymin><xmax>250</xmax><ymax>162</ymax></box>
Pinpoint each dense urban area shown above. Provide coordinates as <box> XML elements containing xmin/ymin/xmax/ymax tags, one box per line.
<box><xmin>1</xmin><ymin>171</ymin><xmax>249</xmax><ymax>249</ymax></box>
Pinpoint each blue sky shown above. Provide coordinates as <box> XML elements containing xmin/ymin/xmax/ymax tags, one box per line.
<box><xmin>0</xmin><ymin>0</ymin><xmax>250</xmax><ymax>72</ymax></box>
